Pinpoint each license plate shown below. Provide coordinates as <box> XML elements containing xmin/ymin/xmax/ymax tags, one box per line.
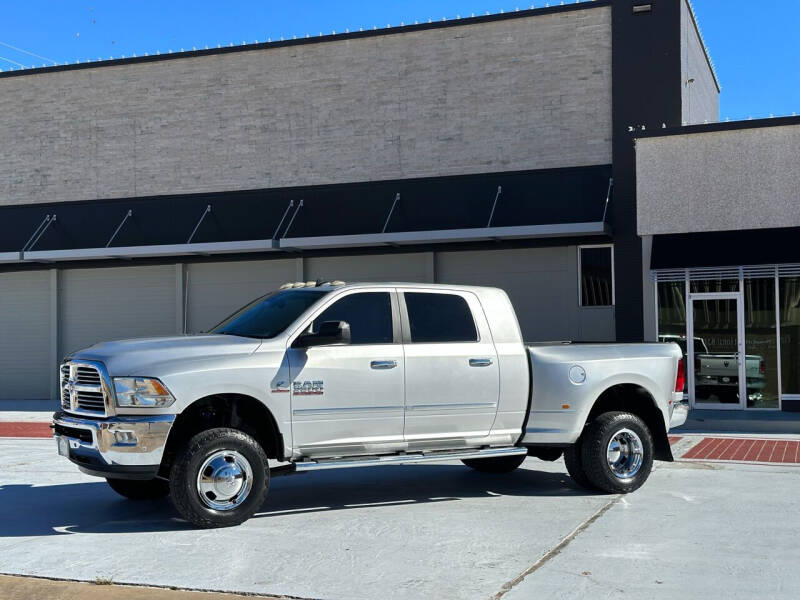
<box><xmin>56</xmin><ymin>435</ymin><xmax>70</xmax><ymax>457</ymax></box>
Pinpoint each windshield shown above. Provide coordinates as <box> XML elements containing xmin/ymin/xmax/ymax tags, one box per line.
<box><xmin>210</xmin><ymin>289</ymin><xmax>329</xmax><ymax>339</ymax></box>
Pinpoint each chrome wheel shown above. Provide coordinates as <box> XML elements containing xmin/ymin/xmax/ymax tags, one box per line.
<box><xmin>606</xmin><ymin>428</ymin><xmax>643</xmax><ymax>480</ymax></box>
<box><xmin>196</xmin><ymin>450</ymin><xmax>254</xmax><ymax>511</ymax></box>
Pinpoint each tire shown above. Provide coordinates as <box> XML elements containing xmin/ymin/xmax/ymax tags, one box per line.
<box><xmin>169</xmin><ymin>428</ymin><xmax>269</xmax><ymax>528</ymax></box>
<box><xmin>462</xmin><ymin>454</ymin><xmax>526</xmax><ymax>473</ymax></box>
<box><xmin>563</xmin><ymin>440</ymin><xmax>598</xmax><ymax>491</ymax></box>
<box><xmin>106</xmin><ymin>477</ymin><xmax>169</xmax><ymax>500</ymax></box>
<box><xmin>580</xmin><ymin>411</ymin><xmax>654</xmax><ymax>494</ymax></box>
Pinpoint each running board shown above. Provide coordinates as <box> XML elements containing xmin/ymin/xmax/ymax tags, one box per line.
<box><xmin>294</xmin><ymin>446</ymin><xmax>527</xmax><ymax>472</ymax></box>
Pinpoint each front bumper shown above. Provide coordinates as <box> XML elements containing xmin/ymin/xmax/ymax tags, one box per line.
<box><xmin>52</xmin><ymin>410</ymin><xmax>175</xmax><ymax>480</ymax></box>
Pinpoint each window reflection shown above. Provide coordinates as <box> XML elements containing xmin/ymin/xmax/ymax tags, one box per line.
<box><xmin>744</xmin><ymin>279</ymin><xmax>779</xmax><ymax>408</ymax></box>
<box><xmin>657</xmin><ymin>281</ymin><xmax>687</xmax><ymax>392</ymax></box>
<box><xmin>780</xmin><ymin>277</ymin><xmax>800</xmax><ymax>395</ymax></box>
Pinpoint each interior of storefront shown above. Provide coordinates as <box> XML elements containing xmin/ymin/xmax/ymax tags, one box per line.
<box><xmin>655</xmin><ymin>270</ymin><xmax>800</xmax><ymax>411</ymax></box>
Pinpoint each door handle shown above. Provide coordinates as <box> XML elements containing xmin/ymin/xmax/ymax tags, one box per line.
<box><xmin>469</xmin><ymin>358</ymin><xmax>493</xmax><ymax>367</ymax></box>
<box><xmin>370</xmin><ymin>360</ymin><xmax>397</xmax><ymax>370</ymax></box>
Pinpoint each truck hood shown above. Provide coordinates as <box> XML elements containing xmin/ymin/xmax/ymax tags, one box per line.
<box><xmin>70</xmin><ymin>334</ymin><xmax>263</xmax><ymax>377</ymax></box>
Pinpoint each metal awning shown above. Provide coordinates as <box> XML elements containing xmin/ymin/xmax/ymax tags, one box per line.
<box><xmin>0</xmin><ymin>165</ymin><xmax>613</xmax><ymax>264</ymax></box>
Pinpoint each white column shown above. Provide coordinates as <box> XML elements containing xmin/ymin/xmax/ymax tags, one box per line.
<box><xmin>175</xmin><ymin>263</ymin><xmax>186</xmax><ymax>334</ymax></box>
<box><xmin>49</xmin><ymin>268</ymin><xmax>59</xmax><ymax>402</ymax></box>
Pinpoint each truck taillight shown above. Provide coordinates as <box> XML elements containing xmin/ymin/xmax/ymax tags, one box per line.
<box><xmin>675</xmin><ymin>358</ymin><xmax>686</xmax><ymax>393</ymax></box>
<box><xmin>760</xmin><ymin>359</ymin><xmax>766</xmax><ymax>375</ymax></box>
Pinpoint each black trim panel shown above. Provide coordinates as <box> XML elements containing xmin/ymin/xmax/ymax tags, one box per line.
<box><xmin>651</xmin><ymin>228</ymin><xmax>800</xmax><ymax>270</ymax></box>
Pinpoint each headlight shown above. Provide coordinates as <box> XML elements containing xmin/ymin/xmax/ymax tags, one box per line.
<box><xmin>113</xmin><ymin>377</ymin><xmax>175</xmax><ymax>408</ymax></box>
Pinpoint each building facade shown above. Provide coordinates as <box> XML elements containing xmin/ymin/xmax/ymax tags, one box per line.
<box><xmin>638</xmin><ymin>118</ymin><xmax>800</xmax><ymax>413</ymax></box>
<box><xmin>0</xmin><ymin>0</ymin><xmax>718</xmax><ymax>402</ymax></box>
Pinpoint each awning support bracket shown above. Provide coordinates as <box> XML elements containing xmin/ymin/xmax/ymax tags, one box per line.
<box><xmin>106</xmin><ymin>209</ymin><xmax>133</xmax><ymax>248</ymax></box>
<box><xmin>486</xmin><ymin>186</ymin><xmax>503</xmax><ymax>227</ymax></box>
<box><xmin>20</xmin><ymin>214</ymin><xmax>57</xmax><ymax>258</ymax></box>
<box><xmin>187</xmin><ymin>205</ymin><xmax>212</xmax><ymax>244</ymax></box>
<box><xmin>281</xmin><ymin>199</ymin><xmax>304</xmax><ymax>239</ymax></box>
<box><xmin>601</xmin><ymin>177</ymin><xmax>614</xmax><ymax>223</ymax></box>
<box><xmin>382</xmin><ymin>193</ymin><xmax>400</xmax><ymax>233</ymax></box>
<box><xmin>272</xmin><ymin>200</ymin><xmax>295</xmax><ymax>240</ymax></box>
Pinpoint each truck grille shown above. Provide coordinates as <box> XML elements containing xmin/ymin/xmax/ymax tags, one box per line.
<box><xmin>60</xmin><ymin>361</ymin><xmax>110</xmax><ymax>416</ymax></box>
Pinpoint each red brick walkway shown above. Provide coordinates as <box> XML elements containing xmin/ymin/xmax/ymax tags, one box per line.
<box><xmin>0</xmin><ymin>422</ymin><xmax>52</xmax><ymax>438</ymax></box>
<box><xmin>681</xmin><ymin>437</ymin><xmax>800</xmax><ymax>464</ymax></box>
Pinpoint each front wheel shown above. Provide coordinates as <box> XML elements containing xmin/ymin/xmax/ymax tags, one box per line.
<box><xmin>169</xmin><ymin>428</ymin><xmax>269</xmax><ymax>528</ymax></box>
<box><xmin>462</xmin><ymin>454</ymin><xmax>526</xmax><ymax>473</ymax></box>
<box><xmin>106</xmin><ymin>477</ymin><xmax>169</xmax><ymax>500</ymax></box>
<box><xmin>580</xmin><ymin>411</ymin><xmax>654</xmax><ymax>493</ymax></box>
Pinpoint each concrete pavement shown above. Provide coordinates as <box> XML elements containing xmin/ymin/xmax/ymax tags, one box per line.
<box><xmin>1</xmin><ymin>438</ymin><xmax>799</xmax><ymax>599</ymax></box>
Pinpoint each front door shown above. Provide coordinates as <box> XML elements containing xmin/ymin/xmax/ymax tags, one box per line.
<box><xmin>688</xmin><ymin>292</ymin><xmax>745</xmax><ymax>409</ymax></box>
<box><xmin>288</xmin><ymin>289</ymin><xmax>405</xmax><ymax>456</ymax></box>
<box><xmin>400</xmin><ymin>289</ymin><xmax>500</xmax><ymax>444</ymax></box>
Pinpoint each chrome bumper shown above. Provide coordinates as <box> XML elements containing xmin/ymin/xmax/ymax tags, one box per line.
<box><xmin>52</xmin><ymin>410</ymin><xmax>175</xmax><ymax>479</ymax></box>
<box><xmin>669</xmin><ymin>397</ymin><xmax>689</xmax><ymax>429</ymax></box>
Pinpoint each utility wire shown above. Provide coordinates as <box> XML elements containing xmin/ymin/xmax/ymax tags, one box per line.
<box><xmin>0</xmin><ymin>55</ymin><xmax>26</xmax><ymax>67</ymax></box>
<box><xmin>0</xmin><ymin>41</ymin><xmax>56</xmax><ymax>64</ymax></box>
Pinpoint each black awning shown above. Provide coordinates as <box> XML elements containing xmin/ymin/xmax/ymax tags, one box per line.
<box><xmin>651</xmin><ymin>227</ymin><xmax>800</xmax><ymax>270</ymax></box>
<box><xmin>0</xmin><ymin>164</ymin><xmax>611</xmax><ymax>260</ymax></box>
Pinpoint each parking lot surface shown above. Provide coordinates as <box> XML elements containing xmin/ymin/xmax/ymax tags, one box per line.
<box><xmin>1</xmin><ymin>438</ymin><xmax>798</xmax><ymax>599</ymax></box>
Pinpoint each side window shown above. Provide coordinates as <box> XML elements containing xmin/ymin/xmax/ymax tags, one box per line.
<box><xmin>404</xmin><ymin>292</ymin><xmax>478</xmax><ymax>343</ymax></box>
<box><xmin>312</xmin><ymin>292</ymin><xmax>393</xmax><ymax>344</ymax></box>
<box><xmin>579</xmin><ymin>246</ymin><xmax>614</xmax><ymax>307</ymax></box>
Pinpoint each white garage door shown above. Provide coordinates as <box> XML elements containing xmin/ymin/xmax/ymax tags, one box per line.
<box><xmin>305</xmin><ymin>253</ymin><xmax>429</xmax><ymax>283</ymax></box>
<box><xmin>436</xmin><ymin>247</ymin><xmax>614</xmax><ymax>342</ymax></box>
<box><xmin>185</xmin><ymin>259</ymin><xmax>298</xmax><ymax>333</ymax></box>
<box><xmin>60</xmin><ymin>265</ymin><xmax>177</xmax><ymax>358</ymax></box>
<box><xmin>0</xmin><ymin>271</ymin><xmax>51</xmax><ymax>400</ymax></box>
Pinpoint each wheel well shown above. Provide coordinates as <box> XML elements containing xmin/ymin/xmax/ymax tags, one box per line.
<box><xmin>159</xmin><ymin>394</ymin><xmax>284</xmax><ymax>477</ymax></box>
<box><xmin>585</xmin><ymin>384</ymin><xmax>673</xmax><ymax>461</ymax></box>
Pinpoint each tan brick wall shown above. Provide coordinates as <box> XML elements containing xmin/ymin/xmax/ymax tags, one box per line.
<box><xmin>0</xmin><ymin>7</ymin><xmax>611</xmax><ymax>206</ymax></box>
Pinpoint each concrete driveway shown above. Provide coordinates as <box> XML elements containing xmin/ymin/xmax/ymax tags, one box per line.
<box><xmin>1</xmin><ymin>438</ymin><xmax>798</xmax><ymax>599</ymax></box>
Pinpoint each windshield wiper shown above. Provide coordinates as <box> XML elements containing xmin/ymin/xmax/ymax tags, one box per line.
<box><xmin>216</xmin><ymin>331</ymin><xmax>263</xmax><ymax>339</ymax></box>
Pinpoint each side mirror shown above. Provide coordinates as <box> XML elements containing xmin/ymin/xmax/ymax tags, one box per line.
<box><xmin>293</xmin><ymin>320</ymin><xmax>351</xmax><ymax>348</ymax></box>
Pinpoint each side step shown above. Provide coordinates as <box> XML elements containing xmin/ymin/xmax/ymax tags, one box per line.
<box><xmin>294</xmin><ymin>446</ymin><xmax>527</xmax><ymax>472</ymax></box>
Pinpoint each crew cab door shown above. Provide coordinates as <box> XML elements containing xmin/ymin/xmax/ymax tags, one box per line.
<box><xmin>399</xmin><ymin>289</ymin><xmax>500</xmax><ymax>443</ymax></box>
<box><xmin>287</xmin><ymin>289</ymin><xmax>405</xmax><ymax>456</ymax></box>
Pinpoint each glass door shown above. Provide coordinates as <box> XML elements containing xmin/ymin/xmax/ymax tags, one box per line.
<box><xmin>688</xmin><ymin>293</ymin><xmax>745</xmax><ymax>409</ymax></box>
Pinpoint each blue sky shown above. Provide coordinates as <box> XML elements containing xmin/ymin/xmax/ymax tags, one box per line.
<box><xmin>1</xmin><ymin>1</ymin><xmax>798</xmax><ymax>121</ymax></box>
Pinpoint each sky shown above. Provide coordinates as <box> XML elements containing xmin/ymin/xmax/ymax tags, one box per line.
<box><xmin>1</xmin><ymin>0</ymin><xmax>798</xmax><ymax>121</ymax></box>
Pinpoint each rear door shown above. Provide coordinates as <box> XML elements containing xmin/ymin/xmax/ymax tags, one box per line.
<box><xmin>287</xmin><ymin>289</ymin><xmax>405</xmax><ymax>456</ymax></box>
<box><xmin>400</xmin><ymin>289</ymin><xmax>500</xmax><ymax>443</ymax></box>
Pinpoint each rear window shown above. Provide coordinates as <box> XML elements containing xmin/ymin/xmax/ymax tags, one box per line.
<box><xmin>404</xmin><ymin>292</ymin><xmax>478</xmax><ymax>343</ymax></box>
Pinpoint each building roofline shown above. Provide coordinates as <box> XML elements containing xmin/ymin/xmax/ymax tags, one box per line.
<box><xmin>634</xmin><ymin>115</ymin><xmax>800</xmax><ymax>139</ymax></box>
<box><xmin>0</xmin><ymin>0</ymin><xmax>610</xmax><ymax>80</ymax></box>
<box><xmin>685</xmin><ymin>0</ymin><xmax>721</xmax><ymax>92</ymax></box>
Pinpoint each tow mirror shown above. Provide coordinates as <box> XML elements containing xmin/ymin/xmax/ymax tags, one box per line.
<box><xmin>293</xmin><ymin>320</ymin><xmax>351</xmax><ymax>348</ymax></box>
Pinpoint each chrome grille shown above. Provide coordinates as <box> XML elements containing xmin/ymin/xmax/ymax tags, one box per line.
<box><xmin>60</xmin><ymin>361</ymin><xmax>109</xmax><ymax>416</ymax></box>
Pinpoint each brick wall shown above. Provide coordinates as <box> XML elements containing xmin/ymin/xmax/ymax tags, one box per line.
<box><xmin>0</xmin><ymin>6</ymin><xmax>611</xmax><ymax>206</ymax></box>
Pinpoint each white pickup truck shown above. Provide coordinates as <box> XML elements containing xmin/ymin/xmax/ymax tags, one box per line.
<box><xmin>53</xmin><ymin>282</ymin><xmax>687</xmax><ymax>527</ymax></box>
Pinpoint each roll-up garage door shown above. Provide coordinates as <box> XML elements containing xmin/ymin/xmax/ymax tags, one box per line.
<box><xmin>305</xmin><ymin>253</ymin><xmax>429</xmax><ymax>283</ymax></box>
<box><xmin>185</xmin><ymin>259</ymin><xmax>297</xmax><ymax>333</ymax></box>
<box><xmin>59</xmin><ymin>265</ymin><xmax>177</xmax><ymax>358</ymax></box>
<box><xmin>0</xmin><ymin>271</ymin><xmax>51</xmax><ymax>400</ymax></box>
<box><xmin>436</xmin><ymin>247</ymin><xmax>614</xmax><ymax>342</ymax></box>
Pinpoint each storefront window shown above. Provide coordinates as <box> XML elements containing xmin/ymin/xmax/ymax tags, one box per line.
<box><xmin>657</xmin><ymin>281</ymin><xmax>688</xmax><ymax>392</ymax></box>
<box><xmin>744</xmin><ymin>279</ymin><xmax>779</xmax><ymax>408</ymax></box>
<box><xmin>780</xmin><ymin>277</ymin><xmax>800</xmax><ymax>394</ymax></box>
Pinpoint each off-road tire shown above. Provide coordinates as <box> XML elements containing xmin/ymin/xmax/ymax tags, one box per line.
<box><xmin>580</xmin><ymin>411</ymin><xmax>654</xmax><ymax>494</ymax></box>
<box><xmin>169</xmin><ymin>428</ymin><xmax>269</xmax><ymax>528</ymax></box>
<box><xmin>462</xmin><ymin>454</ymin><xmax>526</xmax><ymax>473</ymax></box>
<box><xmin>106</xmin><ymin>477</ymin><xmax>169</xmax><ymax>500</ymax></box>
<box><xmin>563</xmin><ymin>439</ymin><xmax>598</xmax><ymax>491</ymax></box>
